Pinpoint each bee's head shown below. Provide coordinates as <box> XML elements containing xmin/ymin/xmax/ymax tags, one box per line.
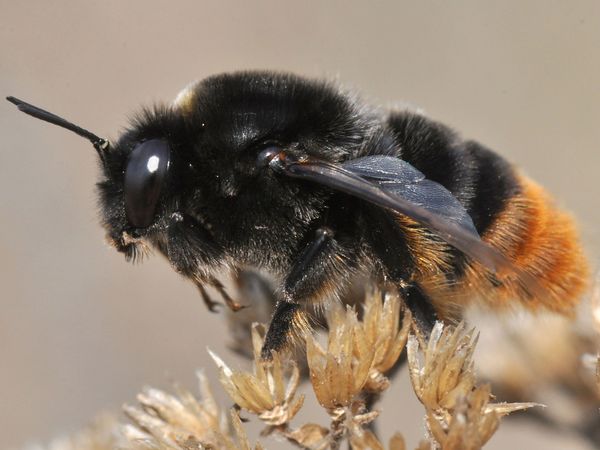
<box><xmin>97</xmin><ymin>105</ymin><xmax>194</xmax><ymax>262</ymax></box>
<box><xmin>5</xmin><ymin>96</ymin><xmax>192</xmax><ymax>263</ymax></box>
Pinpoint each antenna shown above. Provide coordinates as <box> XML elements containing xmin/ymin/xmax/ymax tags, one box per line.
<box><xmin>6</xmin><ymin>96</ymin><xmax>109</xmax><ymax>163</ymax></box>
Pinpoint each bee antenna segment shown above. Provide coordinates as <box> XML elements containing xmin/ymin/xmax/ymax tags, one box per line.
<box><xmin>6</xmin><ymin>96</ymin><xmax>109</xmax><ymax>163</ymax></box>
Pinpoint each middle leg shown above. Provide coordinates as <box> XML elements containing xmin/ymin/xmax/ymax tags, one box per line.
<box><xmin>261</xmin><ymin>226</ymin><xmax>354</xmax><ymax>359</ymax></box>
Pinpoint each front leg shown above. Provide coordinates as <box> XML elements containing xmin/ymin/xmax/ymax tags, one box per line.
<box><xmin>194</xmin><ymin>275</ymin><xmax>245</xmax><ymax>312</ymax></box>
<box><xmin>165</xmin><ymin>212</ymin><xmax>245</xmax><ymax>311</ymax></box>
<box><xmin>261</xmin><ymin>227</ymin><xmax>341</xmax><ymax>359</ymax></box>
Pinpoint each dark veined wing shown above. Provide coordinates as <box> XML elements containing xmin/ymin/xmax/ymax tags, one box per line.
<box><xmin>343</xmin><ymin>155</ymin><xmax>478</xmax><ymax>236</ymax></box>
<box><xmin>274</xmin><ymin>153</ymin><xmax>509</xmax><ymax>273</ymax></box>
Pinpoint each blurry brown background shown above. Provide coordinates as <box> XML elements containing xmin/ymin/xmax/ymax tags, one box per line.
<box><xmin>1</xmin><ymin>1</ymin><xmax>599</xmax><ymax>449</ymax></box>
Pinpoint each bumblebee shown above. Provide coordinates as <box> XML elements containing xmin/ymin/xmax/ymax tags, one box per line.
<box><xmin>7</xmin><ymin>71</ymin><xmax>589</xmax><ymax>358</ymax></box>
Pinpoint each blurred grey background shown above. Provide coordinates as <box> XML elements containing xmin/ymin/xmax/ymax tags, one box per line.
<box><xmin>1</xmin><ymin>1</ymin><xmax>599</xmax><ymax>449</ymax></box>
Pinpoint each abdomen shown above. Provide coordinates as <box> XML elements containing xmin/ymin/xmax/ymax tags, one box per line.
<box><xmin>386</xmin><ymin>110</ymin><xmax>589</xmax><ymax>318</ymax></box>
<box><xmin>456</xmin><ymin>173</ymin><xmax>589</xmax><ymax>315</ymax></box>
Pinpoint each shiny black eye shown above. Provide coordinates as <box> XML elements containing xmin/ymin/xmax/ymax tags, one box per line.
<box><xmin>124</xmin><ymin>139</ymin><xmax>170</xmax><ymax>228</ymax></box>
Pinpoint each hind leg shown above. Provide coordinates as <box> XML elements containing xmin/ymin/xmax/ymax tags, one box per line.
<box><xmin>401</xmin><ymin>282</ymin><xmax>438</xmax><ymax>338</ymax></box>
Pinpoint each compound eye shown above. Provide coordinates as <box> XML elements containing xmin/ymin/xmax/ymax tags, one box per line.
<box><xmin>124</xmin><ymin>139</ymin><xmax>170</xmax><ymax>228</ymax></box>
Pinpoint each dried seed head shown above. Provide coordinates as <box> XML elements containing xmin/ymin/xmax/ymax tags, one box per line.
<box><xmin>407</xmin><ymin>322</ymin><xmax>478</xmax><ymax>412</ymax></box>
<box><xmin>426</xmin><ymin>385</ymin><xmax>500</xmax><ymax>450</ymax></box>
<box><xmin>408</xmin><ymin>321</ymin><xmax>538</xmax><ymax>449</ymax></box>
<box><xmin>121</xmin><ymin>371</ymin><xmax>254</xmax><ymax>449</ymax></box>
<box><xmin>306</xmin><ymin>302</ymin><xmax>375</xmax><ymax>410</ymax></box>
<box><xmin>360</xmin><ymin>291</ymin><xmax>412</xmax><ymax>393</ymax></box>
<box><xmin>209</xmin><ymin>323</ymin><xmax>304</xmax><ymax>426</ymax></box>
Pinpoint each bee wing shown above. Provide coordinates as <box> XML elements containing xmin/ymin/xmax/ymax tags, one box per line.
<box><xmin>343</xmin><ymin>155</ymin><xmax>479</xmax><ymax>236</ymax></box>
<box><xmin>279</xmin><ymin>154</ymin><xmax>509</xmax><ymax>273</ymax></box>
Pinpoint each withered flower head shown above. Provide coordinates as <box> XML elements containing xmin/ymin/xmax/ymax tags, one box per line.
<box><xmin>306</xmin><ymin>302</ymin><xmax>375</xmax><ymax>410</ymax></box>
<box><xmin>407</xmin><ymin>321</ymin><xmax>479</xmax><ymax>412</ymax></box>
<box><xmin>361</xmin><ymin>290</ymin><xmax>412</xmax><ymax>392</ymax></box>
<box><xmin>122</xmin><ymin>371</ymin><xmax>260</xmax><ymax>449</ymax></box>
<box><xmin>407</xmin><ymin>321</ymin><xmax>537</xmax><ymax>449</ymax></box>
<box><xmin>209</xmin><ymin>323</ymin><xmax>304</xmax><ymax>427</ymax></box>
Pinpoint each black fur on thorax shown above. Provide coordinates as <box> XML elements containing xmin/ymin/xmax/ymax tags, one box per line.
<box><xmin>97</xmin><ymin>72</ymin><xmax>385</xmax><ymax>276</ymax></box>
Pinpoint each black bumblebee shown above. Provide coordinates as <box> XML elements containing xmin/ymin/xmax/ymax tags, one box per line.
<box><xmin>7</xmin><ymin>71</ymin><xmax>588</xmax><ymax>359</ymax></box>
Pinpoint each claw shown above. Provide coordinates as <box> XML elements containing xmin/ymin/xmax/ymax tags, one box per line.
<box><xmin>209</xmin><ymin>276</ymin><xmax>248</xmax><ymax>312</ymax></box>
<box><xmin>221</xmin><ymin>290</ymin><xmax>247</xmax><ymax>311</ymax></box>
<box><xmin>227</xmin><ymin>301</ymin><xmax>248</xmax><ymax>312</ymax></box>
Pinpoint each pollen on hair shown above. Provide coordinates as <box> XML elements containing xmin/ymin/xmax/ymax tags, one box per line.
<box><xmin>172</xmin><ymin>81</ymin><xmax>199</xmax><ymax>115</ymax></box>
